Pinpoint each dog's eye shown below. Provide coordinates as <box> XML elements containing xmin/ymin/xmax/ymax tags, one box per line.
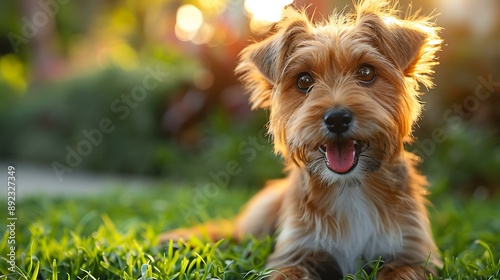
<box><xmin>357</xmin><ymin>64</ymin><xmax>376</xmax><ymax>85</ymax></box>
<box><xmin>296</xmin><ymin>72</ymin><xmax>314</xmax><ymax>93</ymax></box>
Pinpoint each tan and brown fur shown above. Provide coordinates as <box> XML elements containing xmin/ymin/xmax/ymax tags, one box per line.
<box><xmin>161</xmin><ymin>1</ymin><xmax>442</xmax><ymax>279</ymax></box>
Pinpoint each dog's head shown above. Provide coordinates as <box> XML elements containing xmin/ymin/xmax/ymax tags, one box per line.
<box><xmin>236</xmin><ymin>0</ymin><xmax>441</xmax><ymax>185</ymax></box>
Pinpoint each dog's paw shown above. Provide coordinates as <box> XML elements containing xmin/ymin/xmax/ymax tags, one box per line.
<box><xmin>376</xmin><ymin>265</ymin><xmax>428</xmax><ymax>280</ymax></box>
<box><xmin>270</xmin><ymin>267</ymin><xmax>315</xmax><ymax>280</ymax></box>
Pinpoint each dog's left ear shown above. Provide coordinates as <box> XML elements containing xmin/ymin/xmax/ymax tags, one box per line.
<box><xmin>356</xmin><ymin>6</ymin><xmax>441</xmax><ymax>88</ymax></box>
<box><xmin>236</xmin><ymin>7</ymin><xmax>312</xmax><ymax>109</ymax></box>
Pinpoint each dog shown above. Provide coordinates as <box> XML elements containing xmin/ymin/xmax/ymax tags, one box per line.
<box><xmin>161</xmin><ymin>1</ymin><xmax>442</xmax><ymax>279</ymax></box>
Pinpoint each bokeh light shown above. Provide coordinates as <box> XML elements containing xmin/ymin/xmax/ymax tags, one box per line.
<box><xmin>175</xmin><ymin>4</ymin><xmax>204</xmax><ymax>41</ymax></box>
<box><xmin>0</xmin><ymin>54</ymin><xmax>26</xmax><ymax>91</ymax></box>
<box><xmin>244</xmin><ymin>0</ymin><xmax>293</xmax><ymax>33</ymax></box>
<box><xmin>245</xmin><ymin>0</ymin><xmax>292</xmax><ymax>22</ymax></box>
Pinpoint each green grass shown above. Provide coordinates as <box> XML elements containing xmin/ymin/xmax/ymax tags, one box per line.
<box><xmin>1</xmin><ymin>183</ymin><xmax>499</xmax><ymax>279</ymax></box>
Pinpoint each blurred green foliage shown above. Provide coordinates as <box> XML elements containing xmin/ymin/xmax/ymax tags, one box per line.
<box><xmin>0</xmin><ymin>60</ymin><xmax>282</xmax><ymax>187</ymax></box>
<box><xmin>0</xmin><ymin>60</ymin><xmax>192</xmax><ymax>175</ymax></box>
<box><xmin>419</xmin><ymin>127</ymin><xmax>500</xmax><ymax>196</ymax></box>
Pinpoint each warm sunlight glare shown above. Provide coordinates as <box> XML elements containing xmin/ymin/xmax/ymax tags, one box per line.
<box><xmin>175</xmin><ymin>4</ymin><xmax>204</xmax><ymax>41</ymax></box>
<box><xmin>244</xmin><ymin>0</ymin><xmax>293</xmax><ymax>23</ymax></box>
<box><xmin>191</xmin><ymin>23</ymin><xmax>215</xmax><ymax>45</ymax></box>
<box><xmin>198</xmin><ymin>0</ymin><xmax>227</xmax><ymax>10</ymax></box>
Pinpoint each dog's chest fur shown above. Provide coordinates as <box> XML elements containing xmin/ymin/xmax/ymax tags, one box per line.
<box><xmin>293</xmin><ymin>183</ymin><xmax>403</xmax><ymax>274</ymax></box>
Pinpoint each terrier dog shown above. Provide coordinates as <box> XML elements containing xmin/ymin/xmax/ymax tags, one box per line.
<box><xmin>162</xmin><ymin>1</ymin><xmax>442</xmax><ymax>279</ymax></box>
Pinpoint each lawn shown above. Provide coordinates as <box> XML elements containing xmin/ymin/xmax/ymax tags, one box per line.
<box><xmin>1</xmin><ymin>180</ymin><xmax>499</xmax><ymax>280</ymax></box>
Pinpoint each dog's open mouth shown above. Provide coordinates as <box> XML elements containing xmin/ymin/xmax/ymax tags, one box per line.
<box><xmin>319</xmin><ymin>140</ymin><xmax>366</xmax><ymax>174</ymax></box>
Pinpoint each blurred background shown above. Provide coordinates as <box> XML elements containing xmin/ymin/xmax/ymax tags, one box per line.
<box><xmin>0</xmin><ymin>0</ymin><xmax>498</xmax><ymax>198</ymax></box>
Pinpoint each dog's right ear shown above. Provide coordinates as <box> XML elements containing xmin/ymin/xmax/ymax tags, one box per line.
<box><xmin>236</xmin><ymin>7</ymin><xmax>312</xmax><ymax>109</ymax></box>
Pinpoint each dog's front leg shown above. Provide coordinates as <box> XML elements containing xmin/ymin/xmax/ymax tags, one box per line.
<box><xmin>233</xmin><ymin>178</ymin><xmax>288</xmax><ymax>239</ymax></box>
<box><xmin>159</xmin><ymin>178</ymin><xmax>287</xmax><ymax>243</ymax></box>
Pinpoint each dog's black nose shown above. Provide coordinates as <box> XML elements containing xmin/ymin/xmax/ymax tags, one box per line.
<box><xmin>324</xmin><ymin>108</ymin><xmax>353</xmax><ymax>134</ymax></box>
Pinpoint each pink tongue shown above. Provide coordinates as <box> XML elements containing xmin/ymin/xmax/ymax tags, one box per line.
<box><xmin>326</xmin><ymin>141</ymin><xmax>356</xmax><ymax>173</ymax></box>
